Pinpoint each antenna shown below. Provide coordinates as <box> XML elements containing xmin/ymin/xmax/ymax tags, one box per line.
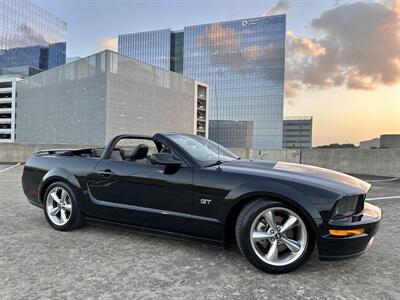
<box><xmin>215</xmin><ymin>85</ymin><xmax>221</xmax><ymax>166</ymax></box>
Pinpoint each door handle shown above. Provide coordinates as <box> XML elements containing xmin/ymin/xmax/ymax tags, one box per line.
<box><xmin>97</xmin><ymin>169</ymin><xmax>114</xmax><ymax>177</ymax></box>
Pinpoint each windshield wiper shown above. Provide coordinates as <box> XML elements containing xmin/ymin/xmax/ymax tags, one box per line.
<box><xmin>205</xmin><ymin>157</ymin><xmax>241</xmax><ymax>167</ymax></box>
<box><xmin>205</xmin><ymin>160</ymin><xmax>224</xmax><ymax>167</ymax></box>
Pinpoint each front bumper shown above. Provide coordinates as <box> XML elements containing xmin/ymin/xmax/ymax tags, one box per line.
<box><xmin>318</xmin><ymin>202</ymin><xmax>381</xmax><ymax>260</ymax></box>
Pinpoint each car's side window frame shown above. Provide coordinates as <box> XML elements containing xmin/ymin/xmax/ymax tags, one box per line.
<box><xmin>102</xmin><ymin>135</ymin><xmax>190</xmax><ymax>168</ymax></box>
<box><xmin>153</xmin><ymin>134</ymin><xmax>200</xmax><ymax>168</ymax></box>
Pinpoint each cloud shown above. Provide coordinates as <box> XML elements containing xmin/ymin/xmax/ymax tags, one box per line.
<box><xmin>97</xmin><ymin>36</ymin><xmax>117</xmax><ymax>51</ymax></box>
<box><xmin>347</xmin><ymin>71</ymin><xmax>376</xmax><ymax>90</ymax></box>
<box><xmin>286</xmin><ymin>31</ymin><xmax>325</xmax><ymax>57</ymax></box>
<box><xmin>285</xmin><ymin>80</ymin><xmax>302</xmax><ymax>98</ymax></box>
<box><xmin>286</xmin><ymin>1</ymin><xmax>400</xmax><ymax>96</ymax></box>
<box><xmin>263</xmin><ymin>0</ymin><xmax>290</xmax><ymax>16</ymax></box>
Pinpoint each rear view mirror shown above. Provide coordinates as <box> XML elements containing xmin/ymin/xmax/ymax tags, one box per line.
<box><xmin>150</xmin><ymin>153</ymin><xmax>182</xmax><ymax>167</ymax></box>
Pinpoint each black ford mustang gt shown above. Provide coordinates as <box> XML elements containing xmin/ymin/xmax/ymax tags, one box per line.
<box><xmin>22</xmin><ymin>133</ymin><xmax>381</xmax><ymax>273</ymax></box>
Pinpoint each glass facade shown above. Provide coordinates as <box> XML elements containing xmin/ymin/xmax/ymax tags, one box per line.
<box><xmin>118</xmin><ymin>29</ymin><xmax>171</xmax><ymax>70</ymax></box>
<box><xmin>0</xmin><ymin>0</ymin><xmax>66</xmax><ymax>70</ymax></box>
<box><xmin>0</xmin><ymin>66</ymin><xmax>42</xmax><ymax>77</ymax></box>
<box><xmin>209</xmin><ymin>120</ymin><xmax>253</xmax><ymax>148</ymax></box>
<box><xmin>170</xmin><ymin>31</ymin><xmax>184</xmax><ymax>73</ymax></box>
<box><xmin>283</xmin><ymin>117</ymin><xmax>313</xmax><ymax>149</ymax></box>
<box><xmin>118</xmin><ymin>15</ymin><xmax>285</xmax><ymax>149</ymax></box>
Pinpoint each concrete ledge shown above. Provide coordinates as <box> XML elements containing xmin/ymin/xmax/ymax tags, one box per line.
<box><xmin>236</xmin><ymin>148</ymin><xmax>400</xmax><ymax>177</ymax></box>
<box><xmin>245</xmin><ymin>148</ymin><xmax>400</xmax><ymax>178</ymax></box>
<box><xmin>301</xmin><ymin>148</ymin><xmax>400</xmax><ymax>178</ymax></box>
<box><xmin>249</xmin><ymin>149</ymin><xmax>301</xmax><ymax>163</ymax></box>
<box><xmin>2</xmin><ymin>144</ymin><xmax>399</xmax><ymax>178</ymax></box>
<box><xmin>0</xmin><ymin>143</ymin><xmax>95</xmax><ymax>163</ymax></box>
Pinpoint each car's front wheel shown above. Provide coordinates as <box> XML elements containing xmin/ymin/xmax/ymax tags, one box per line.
<box><xmin>43</xmin><ymin>182</ymin><xmax>83</xmax><ymax>231</ymax></box>
<box><xmin>236</xmin><ymin>199</ymin><xmax>314</xmax><ymax>273</ymax></box>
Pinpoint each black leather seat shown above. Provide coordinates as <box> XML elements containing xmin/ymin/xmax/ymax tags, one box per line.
<box><xmin>110</xmin><ymin>150</ymin><xmax>123</xmax><ymax>161</ymax></box>
<box><xmin>129</xmin><ymin>144</ymin><xmax>149</xmax><ymax>161</ymax></box>
<box><xmin>91</xmin><ymin>148</ymin><xmax>104</xmax><ymax>158</ymax></box>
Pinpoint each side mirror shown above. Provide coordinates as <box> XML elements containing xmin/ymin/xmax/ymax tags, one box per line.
<box><xmin>150</xmin><ymin>153</ymin><xmax>182</xmax><ymax>167</ymax></box>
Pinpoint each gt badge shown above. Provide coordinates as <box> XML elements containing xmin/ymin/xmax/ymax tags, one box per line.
<box><xmin>200</xmin><ymin>198</ymin><xmax>212</xmax><ymax>205</ymax></box>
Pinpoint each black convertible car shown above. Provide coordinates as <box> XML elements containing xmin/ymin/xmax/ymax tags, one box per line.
<box><xmin>22</xmin><ymin>133</ymin><xmax>381</xmax><ymax>273</ymax></box>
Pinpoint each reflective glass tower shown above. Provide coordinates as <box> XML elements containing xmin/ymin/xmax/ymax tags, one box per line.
<box><xmin>118</xmin><ymin>29</ymin><xmax>171</xmax><ymax>70</ymax></box>
<box><xmin>0</xmin><ymin>0</ymin><xmax>66</xmax><ymax>71</ymax></box>
<box><xmin>118</xmin><ymin>15</ymin><xmax>285</xmax><ymax>149</ymax></box>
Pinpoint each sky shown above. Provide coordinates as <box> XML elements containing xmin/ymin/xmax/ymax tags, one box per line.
<box><xmin>32</xmin><ymin>0</ymin><xmax>400</xmax><ymax>146</ymax></box>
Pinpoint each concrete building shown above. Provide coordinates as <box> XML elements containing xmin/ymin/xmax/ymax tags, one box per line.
<box><xmin>0</xmin><ymin>66</ymin><xmax>42</xmax><ymax>143</ymax></box>
<box><xmin>360</xmin><ymin>135</ymin><xmax>400</xmax><ymax>149</ymax></box>
<box><xmin>209</xmin><ymin>120</ymin><xmax>253</xmax><ymax>148</ymax></box>
<box><xmin>283</xmin><ymin>117</ymin><xmax>313</xmax><ymax>149</ymax></box>
<box><xmin>0</xmin><ymin>0</ymin><xmax>66</xmax><ymax>71</ymax></box>
<box><xmin>0</xmin><ymin>76</ymin><xmax>21</xmax><ymax>142</ymax></box>
<box><xmin>380</xmin><ymin>134</ymin><xmax>400</xmax><ymax>148</ymax></box>
<box><xmin>119</xmin><ymin>15</ymin><xmax>286</xmax><ymax>149</ymax></box>
<box><xmin>15</xmin><ymin>50</ymin><xmax>208</xmax><ymax>145</ymax></box>
<box><xmin>359</xmin><ymin>138</ymin><xmax>380</xmax><ymax>149</ymax></box>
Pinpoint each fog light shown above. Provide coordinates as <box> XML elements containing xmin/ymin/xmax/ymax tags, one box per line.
<box><xmin>329</xmin><ymin>229</ymin><xmax>365</xmax><ymax>236</ymax></box>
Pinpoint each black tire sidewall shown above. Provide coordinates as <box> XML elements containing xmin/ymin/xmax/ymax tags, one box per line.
<box><xmin>236</xmin><ymin>200</ymin><xmax>315</xmax><ymax>274</ymax></box>
<box><xmin>43</xmin><ymin>182</ymin><xmax>82</xmax><ymax>231</ymax></box>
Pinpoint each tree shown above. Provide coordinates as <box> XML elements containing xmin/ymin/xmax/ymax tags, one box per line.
<box><xmin>315</xmin><ymin>143</ymin><xmax>358</xmax><ymax>149</ymax></box>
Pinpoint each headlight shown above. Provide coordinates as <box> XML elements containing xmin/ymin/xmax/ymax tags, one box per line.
<box><xmin>332</xmin><ymin>196</ymin><xmax>359</xmax><ymax>219</ymax></box>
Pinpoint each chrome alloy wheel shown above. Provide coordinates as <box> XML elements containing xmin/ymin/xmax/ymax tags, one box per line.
<box><xmin>46</xmin><ymin>186</ymin><xmax>72</xmax><ymax>226</ymax></box>
<box><xmin>250</xmin><ymin>207</ymin><xmax>308</xmax><ymax>266</ymax></box>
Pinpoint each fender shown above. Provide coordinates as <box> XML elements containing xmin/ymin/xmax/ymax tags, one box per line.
<box><xmin>38</xmin><ymin>168</ymin><xmax>82</xmax><ymax>202</ymax></box>
<box><xmin>225</xmin><ymin>181</ymin><xmax>322</xmax><ymax>217</ymax></box>
<box><xmin>221</xmin><ymin>180</ymin><xmax>326</xmax><ymax>237</ymax></box>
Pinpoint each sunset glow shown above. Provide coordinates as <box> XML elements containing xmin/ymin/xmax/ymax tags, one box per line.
<box><xmin>284</xmin><ymin>0</ymin><xmax>400</xmax><ymax>146</ymax></box>
<box><xmin>285</xmin><ymin>84</ymin><xmax>400</xmax><ymax>146</ymax></box>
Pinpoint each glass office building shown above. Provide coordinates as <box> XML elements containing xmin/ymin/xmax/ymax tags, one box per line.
<box><xmin>118</xmin><ymin>15</ymin><xmax>285</xmax><ymax>149</ymax></box>
<box><xmin>119</xmin><ymin>29</ymin><xmax>171</xmax><ymax>70</ymax></box>
<box><xmin>283</xmin><ymin>117</ymin><xmax>313</xmax><ymax>149</ymax></box>
<box><xmin>0</xmin><ymin>0</ymin><xmax>66</xmax><ymax>71</ymax></box>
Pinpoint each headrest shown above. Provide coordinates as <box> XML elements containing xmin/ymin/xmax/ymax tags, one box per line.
<box><xmin>130</xmin><ymin>144</ymin><xmax>149</xmax><ymax>161</ymax></box>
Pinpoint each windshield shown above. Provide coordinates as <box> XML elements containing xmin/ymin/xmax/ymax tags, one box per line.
<box><xmin>167</xmin><ymin>134</ymin><xmax>240</xmax><ymax>166</ymax></box>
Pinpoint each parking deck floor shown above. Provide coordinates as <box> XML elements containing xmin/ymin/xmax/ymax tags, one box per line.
<box><xmin>0</xmin><ymin>164</ymin><xmax>399</xmax><ymax>299</ymax></box>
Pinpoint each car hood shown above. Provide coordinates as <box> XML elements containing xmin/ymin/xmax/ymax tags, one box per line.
<box><xmin>219</xmin><ymin>160</ymin><xmax>371</xmax><ymax>196</ymax></box>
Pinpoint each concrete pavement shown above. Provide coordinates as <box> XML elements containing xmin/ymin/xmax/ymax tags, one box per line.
<box><xmin>0</xmin><ymin>166</ymin><xmax>399</xmax><ymax>299</ymax></box>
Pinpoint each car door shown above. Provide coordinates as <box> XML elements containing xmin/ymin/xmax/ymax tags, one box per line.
<box><xmin>87</xmin><ymin>141</ymin><xmax>193</xmax><ymax>234</ymax></box>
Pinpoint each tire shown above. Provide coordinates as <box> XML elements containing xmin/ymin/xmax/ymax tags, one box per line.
<box><xmin>235</xmin><ymin>199</ymin><xmax>314</xmax><ymax>274</ymax></box>
<box><xmin>43</xmin><ymin>182</ymin><xmax>83</xmax><ymax>231</ymax></box>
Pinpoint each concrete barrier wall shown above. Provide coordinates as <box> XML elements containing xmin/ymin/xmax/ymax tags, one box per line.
<box><xmin>0</xmin><ymin>143</ymin><xmax>96</xmax><ymax>163</ymax></box>
<box><xmin>249</xmin><ymin>149</ymin><xmax>301</xmax><ymax>163</ymax></box>
<box><xmin>2</xmin><ymin>144</ymin><xmax>399</xmax><ymax>178</ymax></box>
<box><xmin>228</xmin><ymin>147</ymin><xmax>250</xmax><ymax>160</ymax></box>
<box><xmin>231</xmin><ymin>147</ymin><xmax>400</xmax><ymax>177</ymax></box>
<box><xmin>301</xmin><ymin>148</ymin><xmax>400</xmax><ymax>177</ymax></box>
<box><xmin>229</xmin><ymin>148</ymin><xmax>301</xmax><ymax>163</ymax></box>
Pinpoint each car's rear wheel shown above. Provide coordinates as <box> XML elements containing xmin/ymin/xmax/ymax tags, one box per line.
<box><xmin>236</xmin><ymin>199</ymin><xmax>314</xmax><ymax>273</ymax></box>
<box><xmin>43</xmin><ymin>182</ymin><xmax>83</xmax><ymax>231</ymax></box>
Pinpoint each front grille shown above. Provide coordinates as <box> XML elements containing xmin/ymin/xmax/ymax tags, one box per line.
<box><xmin>356</xmin><ymin>194</ymin><xmax>366</xmax><ymax>214</ymax></box>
